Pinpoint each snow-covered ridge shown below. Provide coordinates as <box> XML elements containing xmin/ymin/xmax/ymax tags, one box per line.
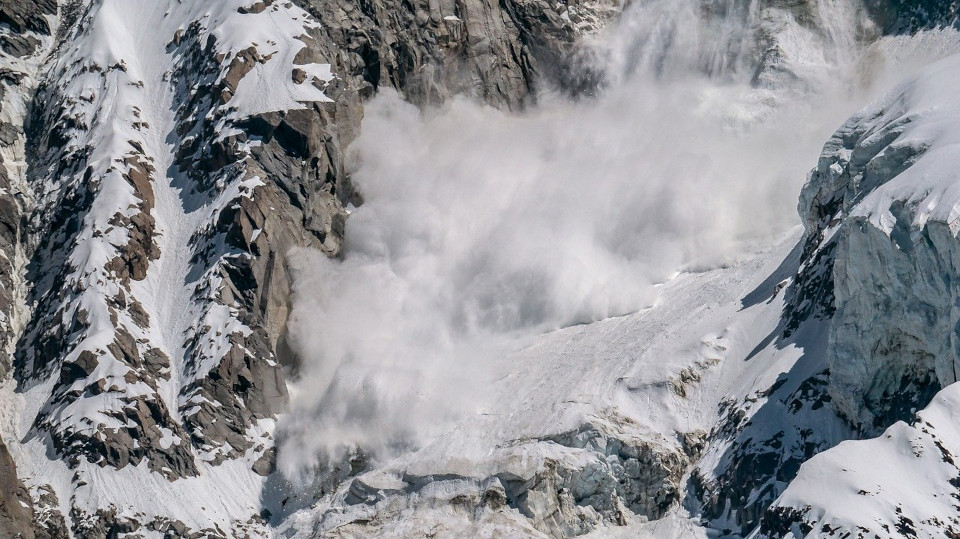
<box><xmin>5</xmin><ymin>0</ymin><xmax>337</xmax><ymax>534</ymax></box>
<box><xmin>760</xmin><ymin>382</ymin><xmax>960</xmax><ymax>537</ymax></box>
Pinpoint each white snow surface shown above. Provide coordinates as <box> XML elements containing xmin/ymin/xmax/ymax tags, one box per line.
<box><xmin>843</xmin><ymin>53</ymin><xmax>960</xmax><ymax>233</ymax></box>
<box><xmin>276</xmin><ymin>3</ymin><xmax>960</xmax><ymax>537</ymax></box>
<box><xmin>766</xmin><ymin>383</ymin><xmax>960</xmax><ymax>537</ymax></box>
<box><xmin>279</xmin><ymin>0</ymin><xmax>960</xmax><ymax>483</ymax></box>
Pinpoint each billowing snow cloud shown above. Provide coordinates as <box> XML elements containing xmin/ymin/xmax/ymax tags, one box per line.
<box><xmin>275</xmin><ymin>0</ymin><xmax>960</xmax><ymax>480</ymax></box>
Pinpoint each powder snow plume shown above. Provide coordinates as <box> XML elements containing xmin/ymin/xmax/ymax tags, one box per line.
<box><xmin>275</xmin><ymin>0</ymin><xmax>955</xmax><ymax>480</ymax></box>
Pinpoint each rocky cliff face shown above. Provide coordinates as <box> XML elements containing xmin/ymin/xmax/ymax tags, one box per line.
<box><xmin>291</xmin><ymin>0</ymin><xmax>618</xmax><ymax>109</ymax></box>
<box><xmin>865</xmin><ymin>0</ymin><xmax>960</xmax><ymax>32</ymax></box>
<box><xmin>0</xmin><ymin>438</ymin><xmax>35</xmax><ymax>539</ymax></box>
<box><xmin>796</xmin><ymin>91</ymin><xmax>946</xmax><ymax>433</ymax></box>
<box><xmin>687</xmin><ymin>14</ymin><xmax>960</xmax><ymax>535</ymax></box>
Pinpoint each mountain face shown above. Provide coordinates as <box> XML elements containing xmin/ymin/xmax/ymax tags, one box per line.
<box><xmin>0</xmin><ymin>0</ymin><xmax>616</xmax><ymax>536</ymax></box>
<box><xmin>1</xmin><ymin>0</ymin><xmax>960</xmax><ymax>537</ymax></box>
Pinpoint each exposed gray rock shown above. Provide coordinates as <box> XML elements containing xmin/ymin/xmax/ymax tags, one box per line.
<box><xmin>0</xmin><ymin>9</ymin><xmax>626</xmax><ymax>536</ymax></box>
<box><xmin>864</xmin><ymin>0</ymin><xmax>960</xmax><ymax>33</ymax></box>
<box><xmin>0</xmin><ymin>4</ymin><xmax>55</xmax><ymax>538</ymax></box>
<box><xmin>253</xmin><ymin>447</ymin><xmax>277</xmax><ymax>477</ymax></box>
<box><xmin>31</xmin><ymin>485</ymin><xmax>68</xmax><ymax>539</ymax></box>
<box><xmin>695</xmin><ymin>37</ymin><xmax>960</xmax><ymax>537</ymax></box>
<box><xmin>0</xmin><ymin>1</ymin><xmax>890</xmax><ymax>534</ymax></box>
<box><xmin>291</xmin><ymin>0</ymin><xmax>619</xmax><ymax>110</ymax></box>
<box><xmin>0</xmin><ymin>0</ymin><xmax>53</xmax><ymax>380</ymax></box>
<box><xmin>157</xmin><ymin>0</ymin><xmax>619</xmax><ymax>472</ymax></box>
<box><xmin>70</xmin><ymin>505</ymin><xmax>142</xmax><ymax>539</ymax></box>
<box><xmin>0</xmin><ymin>33</ymin><xmax>40</xmax><ymax>58</ymax></box>
<box><xmin>0</xmin><ymin>436</ymin><xmax>34</xmax><ymax>539</ymax></box>
<box><xmin>0</xmin><ymin>0</ymin><xmax>56</xmax><ymax>35</ymax></box>
<box><xmin>1</xmin><ymin>0</ymin><xmax>958</xmax><ymax>536</ymax></box>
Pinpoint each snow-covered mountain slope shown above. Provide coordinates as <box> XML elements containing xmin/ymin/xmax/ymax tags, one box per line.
<box><xmin>268</xmin><ymin>4</ymin><xmax>960</xmax><ymax>539</ymax></box>
<box><xmin>760</xmin><ymin>382</ymin><xmax>960</xmax><ymax>538</ymax></box>
<box><xmin>268</xmin><ymin>2</ymin><xmax>960</xmax><ymax>538</ymax></box>
<box><xmin>3</xmin><ymin>0</ymin><xmax>960</xmax><ymax>537</ymax></box>
<box><xmin>756</xmin><ymin>49</ymin><xmax>960</xmax><ymax>539</ymax></box>
<box><xmin>8</xmin><ymin>0</ymin><xmax>331</xmax><ymax>533</ymax></box>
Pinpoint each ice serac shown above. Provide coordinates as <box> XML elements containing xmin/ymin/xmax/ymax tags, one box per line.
<box><xmin>796</xmin><ymin>51</ymin><xmax>960</xmax><ymax>432</ymax></box>
<box><xmin>4</xmin><ymin>0</ymin><xmax>960</xmax><ymax>536</ymax></box>
<box><xmin>755</xmin><ymin>51</ymin><xmax>960</xmax><ymax>537</ymax></box>
<box><xmin>692</xmin><ymin>44</ymin><xmax>960</xmax><ymax>539</ymax></box>
<box><xmin>268</xmin><ymin>2</ymin><xmax>960</xmax><ymax>537</ymax></box>
<box><xmin>0</xmin><ymin>435</ymin><xmax>34</xmax><ymax>539</ymax></box>
<box><xmin>284</xmin><ymin>419</ymin><xmax>699</xmax><ymax>538</ymax></box>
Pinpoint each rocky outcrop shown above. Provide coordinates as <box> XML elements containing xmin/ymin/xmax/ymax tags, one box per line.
<box><xmin>17</xmin><ymin>0</ymin><xmax>200</xmax><ymax>478</ymax></box>
<box><xmin>864</xmin><ymin>0</ymin><xmax>960</xmax><ymax>33</ymax></box>
<box><xmin>12</xmin><ymin>0</ymin><xmax>959</xmax><ymax>535</ymax></box>
<box><xmin>701</xmin><ymin>43</ymin><xmax>960</xmax><ymax>539</ymax></box>
<box><xmin>693</xmin><ymin>364</ymin><xmax>853</xmax><ymax>535</ymax></box>
<box><xmin>0</xmin><ymin>0</ymin><xmax>56</xmax><ymax>36</ymax></box>
<box><xmin>291</xmin><ymin>0</ymin><xmax>619</xmax><ymax>110</ymax></box>
<box><xmin>0</xmin><ymin>2</ymin><xmax>57</xmax><ymax>538</ymax></box>
<box><xmin>691</xmin><ymin>42</ymin><xmax>960</xmax><ymax>539</ymax></box>
<box><xmin>756</xmin><ymin>380</ymin><xmax>960</xmax><ymax>538</ymax></box>
<box><xmin>0</xmin><ymin>0</ymin><xmax>56</xmax><ymax>379</ymax></box>
<box><xmin>0</xmin><ymin>438</ymin><xmax>34</xmax><ymax>539</ymax></box>
<box><xmin>2</xmin><ymin>0</ymin><xmax>625</xmax><ymax>528</ymax></box>
<box><xmin>750</xmin><ymin>0</ymin><xmax>873</xmax><ymax>89</ymax></box>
